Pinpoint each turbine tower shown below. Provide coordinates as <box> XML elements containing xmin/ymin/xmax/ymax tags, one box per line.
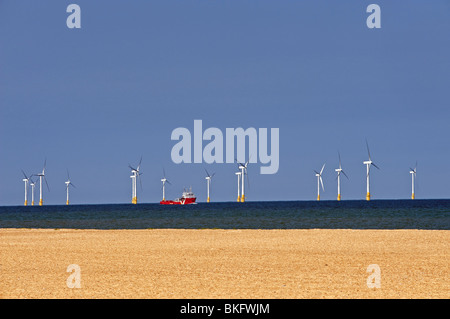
<box><xmin>21</xmin><ymin>170</ymin><xmax>31</xmax><ymax>206</ymax></box>
<box><xmin>363</xmin><ymin>140</ymin><xmax>380</xmax><ymax>201</ymax></box>
<box><xmin>65</xmin><ymin>169</ymin><xmax>76</xmax><ymax>205</ymax></box>
<box><xmin>235</xmin><ymin>171</ymin><xmax>241</xmax><ymax>202</ymax></box>
<box><xmin>129</xmin><ymin>157</ymin><xmax>142</xmax><ymax>204</ymax></box>
<box><xmin>205</xmin><ymin>169</ymin><xmax>215</xmax><ymax>203</ymax></box>
<box><xmin>335</xmin><ymin>152</ymin><xmax>349</xmax><ymax>201</ymax></box>
<box><xmin>237</xmin><ymin>160</ymin><xmax>249</xmax><ymax>202</ymax></box>
<box><xmin>314</xmin><ymin>164</ymin><xmax>325</xmax><ymax>201</ymax></box>
<box><xmin>160</xmin><ymin>169</ymin><xmax>171</xmax><ymax>201</ymax></box>
<box><xmin>36</xmin><ymin>159</ymin><xmax>49</xmax><ymax>206</ymax></box>
<box><xmin>410</xmin><ymin>162</ymin><xmax>417</xmax><ymax>200</ymax></box>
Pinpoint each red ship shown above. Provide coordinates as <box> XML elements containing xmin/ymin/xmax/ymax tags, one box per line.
<box><xmin>160</xmin><ymin>188</ymin><xmax>197</xmax><ymax>205</ymax></box>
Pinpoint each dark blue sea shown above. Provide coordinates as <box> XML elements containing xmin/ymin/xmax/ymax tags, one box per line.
<box><xmin>0</xmin><ymin>200</ymin><xmax>449</xmax><ymax>230</ymax></box>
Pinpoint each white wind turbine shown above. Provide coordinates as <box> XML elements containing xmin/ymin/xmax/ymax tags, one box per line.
<box><xmin>363</xmin><ymin>140</ymin><xmax>380</xmax><ymax>201</ymax></box>
<box><xmin>335</xmin><ymin>152</ymin><xmax>349</xmax><ymax>201</ymax></box>
<box><xmin>235</xmin><ymin>171</ymin><xmax>241</xmax><ymax>202</ymax></box>
<box><xmin>205</xmin><ymin>169</ymin><xmax>215</xmax><ymax>203</ymax></box>
<box><xmin>65</xmin><ymin>169</ymin><xmax>76</xmax><ymax>205</ymax></box>
<box><xmin>236</xmin><ymin>159</ymin><xmax>250</xmax><ymax>202</ymax></box>
<box><xmin>314</xmin><ymin>164</ymin><xmax>325</xmax><ymax>201</ymax></box>
<box><xmin>160</xmin><ymin>168</ymin><xmax>171</xmax><ymax>202</ymax></box>
<box><xmin>410</xmin><ymin>162</ymin><xmax>417</xmax><ymax>200</ymax></box>
<box><xmin>36</xmin><ymin>159</ymin><xmax>49</xmax><ymax>206</ymax></box>
<box><xmin>30</xmin><ymin>178</ymin><xmax>37</xmax><ymax>206</ymax></box>
<box><xmin>21</xmin><ymin>170</ymin><xmax>31</xmax><ymax>206</ymax></box>
<box><xmin>129</xmin><ymin>157</ymin><xmax>142</xmax><ymax>204</ymax></box>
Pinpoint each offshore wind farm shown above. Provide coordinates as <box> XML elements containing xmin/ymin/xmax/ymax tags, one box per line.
<box><xmin>14</xmin><ymin>141</ymin><xmax>422</xmax><ymax>206</ymax></box>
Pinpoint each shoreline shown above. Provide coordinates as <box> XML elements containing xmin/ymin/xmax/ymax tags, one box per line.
<box><xmin>0</xmin><ymin>228</ymin><xmax>448</xmax><ymax>299</ymax></box>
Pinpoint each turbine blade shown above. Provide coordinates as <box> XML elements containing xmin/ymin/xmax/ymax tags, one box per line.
<box><xmin>21</xmin><ymin>169</ymin><xmax>28</xmax><ymax>180</ymax></box>
<box><xmin>204</xmin><ymin>168</ymin><xmax>210</xmax><ymax>177</ymax></box>
<box><xmin>235</xmin><ymin>158</ymin><xmax>246</xmax><ymax>167</ymax></box>
<box><xmin>246</xmin><ymin>170</ymin><xmax>250</xmax><ymax>189</ymax></box>
<box><xmin>372</xmin><ymin>162</ymin><xmax>380</xmax><ymax>170</ymax></box>
<box><xmin>137</xmin><ymin>156</ymin><xmax>142</xmax><ymax>170</ymax></box>
<box><xmin>44</xmin><ymin>177</ymin><xmax>50</xmax><ymax>192</ymax></box>
<box><xmin>342</xmin><ymin>170</ymin><xmax>349</xmax><ymax>180</ymax></box>
<box><xmin>314</xmin><ymin>170</ymin><xmax>319</xmax><ymax>175</ymax></box>
<box><xmin>211</xmin><ymin>172</ymin><xmax>215</xmax><ymax>178</ymax></box>
<box><xmin>320</xmin><ymin>163</ymin><xmax>325</xmax><ymax>175</ymax></box>
<box><xmin>416</xmin><ymin>172</ymin><xmax>419</xmax><ymax>191</ymax></box>
<box><xmin>338</xmin><ymin>151</ymin><xmax>342</xmax><ymax>169</ymax></box>
<box><xmin>320</xmin><ymin>176</ymin><xmax>324</xmax><ymax>192</ymax></box>
<box><xmin>70</xmin><ymin>182</ymin><xmax>76</xmax><ymax>189</ymax></box>
<box><xmin>366</xmin><ymin>139</ymin><xmax>371</xmax><ymax>161</ymax></box>
<box><xmin>138</xmin><ymin>174</ymin><xmax>143</xmax><ymax>190</ymax></box>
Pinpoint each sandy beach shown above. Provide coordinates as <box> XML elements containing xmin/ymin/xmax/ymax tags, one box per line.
<box><xmin>0</xmin><ymin>228</ymin><xmax>448</xmax><ymax>299</ymax></box>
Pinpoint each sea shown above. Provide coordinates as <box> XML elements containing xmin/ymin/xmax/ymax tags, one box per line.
<box><xmin>0</xmin><ymin>199</ymin><xmax>449</xmax><ymax>230</ymax></box>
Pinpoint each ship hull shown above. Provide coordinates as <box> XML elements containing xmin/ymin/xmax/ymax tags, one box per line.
<box><xmin>160</xmin><ymin>197</ymin><xmax>196</xmax><ymax>205</ymax></box>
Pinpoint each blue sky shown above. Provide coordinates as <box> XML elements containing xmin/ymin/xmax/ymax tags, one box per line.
<box><xmin>1</xmin><ymin>1</ymin><xmax>449</xmax><ymax>205</ymax></box>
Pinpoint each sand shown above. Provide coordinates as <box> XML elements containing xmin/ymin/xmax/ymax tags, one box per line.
<box><xmin>0</xmin><ymin>228</ymin><xmax>448</xmax><ymax>299</ymax></box>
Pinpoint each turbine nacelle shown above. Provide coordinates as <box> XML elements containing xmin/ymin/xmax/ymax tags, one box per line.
<box><xmin>204</xmin><ymin>169</ymin><xmax>215</xmax><ymax>180</ymax></box>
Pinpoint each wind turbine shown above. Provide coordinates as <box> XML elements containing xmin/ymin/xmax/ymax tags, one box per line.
<box><xmin>36</xmin><ymin>159</ymin><xmax>49</xmax><ymax>206</ymax></box>
<box><xmin>65</xmin><ymin>169</ymin><xmax>76</xmax><ymax>205</ymax></box>
<box><xmin>335</xmin><ymin>152</ymin><xmax>349</xmax><ymax>201</ymax></box>
<box><xmin>129</xmin><ymin>157</ymin><xmax>142</xmax><ymax>204</ymax></box>
<box><xmin>236</xmin><ymin>159</ymin><xmax>250</xmax><ymax>202</ymax></box>
<box><xmin>410</xmin><ymin>162</ymin><xmax>417</xmax><ymax>200</ymax></box>
<box><xmin>314</xmin><ymin>164</ymin><xmax>325</xmax><ymax>201</ymax></box>
<box><xmin>30</xmin><ymin>178</ymin><xmax>36</xmax><ymax>206</ymax></box>
<box><xmin>235</xmin><ymin>171</ymin><xmax>241</xmax><ymax>202</ymax></box>
<box><xmin>205</xmin><ymin>169</ymin><xmax>215</xmax><ymax>203</ymax></box>
<box><xmin>160</xmin><ymin>168</ymin><xmax>171</xmax><ymax>201</ymax></box>
<box><xmin>21</xmin><ymin>170</ymin><xmax>31</xmax><ymax>206</ymax></box>
<box><xmin>363</xmin><ymin>140</ymin><xmax>380</xmax><ymax>201</ymax></box>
